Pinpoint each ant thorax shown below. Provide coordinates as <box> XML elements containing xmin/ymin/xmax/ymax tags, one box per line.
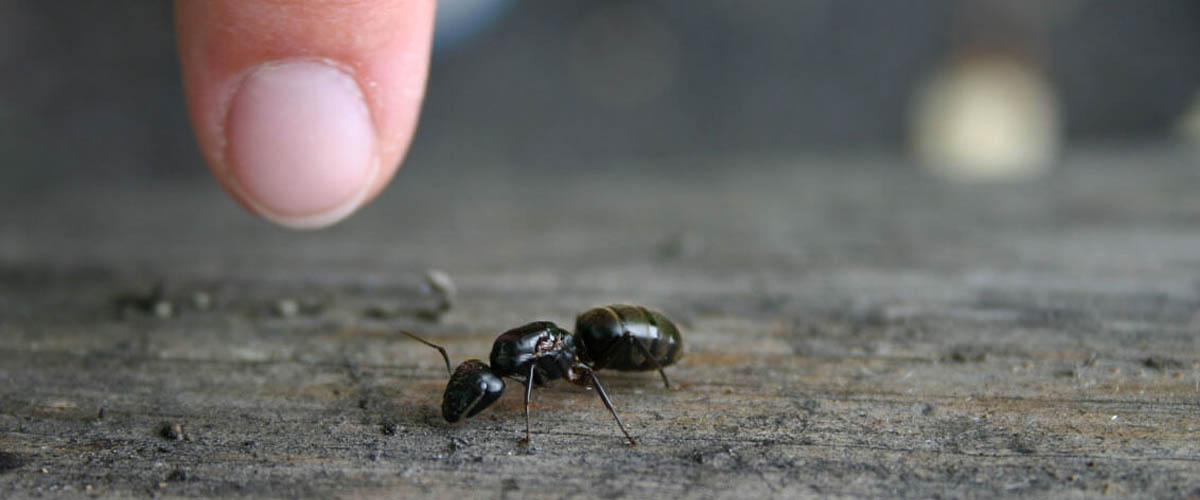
<box><xmin>533</xmin><ymin>335</ymin><xmax>564</xmax><ymax>356</ymax></box>
<box><xmin>489</xmin><ymin>321</ymin><xmax>578</xmax><ymax>384</ymax></box>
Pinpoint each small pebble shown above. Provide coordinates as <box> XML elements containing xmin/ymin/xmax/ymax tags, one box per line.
<box><xmin>418</xmin><ymin>269</ymin><xmax>456</xmax><ymax>320</ymax></box>
<box><xmin>152</xmin><ymin>301</ymin><xmax>174</xmax><ymax>318</ymax></box>
<box><xmin>191</xmin><ymin>292</ymin><xmax>212</xmax><ymax>310</ymax></box>
<box><xmin>274</xmin><ymin>299</ymin><xmax>300</xmax><ymax>318</ymax></box>
<box><xmin>422</xmin><ymin>269</ymin><xmax>456</xmax><ymax>304</ymax></box>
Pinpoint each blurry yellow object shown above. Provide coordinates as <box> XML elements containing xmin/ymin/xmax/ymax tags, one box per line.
<box><xmin>1177</xmin><ymin>90</ymin><xmax>1200</xmax><ymax>147</ymax></box>
<box><xmin>911</xmin><ymin>58</ymin><xmax>1061</xmax><ymax>182</ymax></box>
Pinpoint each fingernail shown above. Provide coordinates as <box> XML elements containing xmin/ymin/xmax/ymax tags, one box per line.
<box><xmin>224</xmin><ymin>59</ymin><xmax>378</xmax><ymax>229</ymax></box>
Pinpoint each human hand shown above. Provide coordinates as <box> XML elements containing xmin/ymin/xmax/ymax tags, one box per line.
<box><xmin>175</xmin><ymin>0</ymin><xmax>435</xmax><ymax>229</ymax></box>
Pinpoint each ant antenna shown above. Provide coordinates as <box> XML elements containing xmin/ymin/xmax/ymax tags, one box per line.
<box><xmin>397</xmin><ymin>329</ymin><xmax>453</xmax><ymax>376</ymax></box>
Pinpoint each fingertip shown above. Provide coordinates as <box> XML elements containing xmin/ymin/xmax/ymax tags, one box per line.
<box><xmin>175</xmin><ymin>0</ymin><xmax>435</xmax><ymax>228</ymax></box>
<box><xmin>224</xmin><ymin>59</ymin><xmax>379</xmax><ymax>229</ymax></box>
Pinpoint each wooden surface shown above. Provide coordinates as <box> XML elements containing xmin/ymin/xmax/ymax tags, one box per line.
<box><xmin>2</xmin><ymin>147</ymin><xmax>1200</xmax><ymax>498</ymax></box>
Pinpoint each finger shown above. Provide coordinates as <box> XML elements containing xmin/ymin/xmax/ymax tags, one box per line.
<box><xmin>175</xmin><ymin>0</ymin><xmax>435</xmax><ymax>228</ymax></box>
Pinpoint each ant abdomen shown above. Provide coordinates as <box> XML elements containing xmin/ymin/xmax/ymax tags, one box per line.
<box><xmin>575</xmin><ymin>305</ymin><xmax>683</xmax><ymax>374</ymax></box>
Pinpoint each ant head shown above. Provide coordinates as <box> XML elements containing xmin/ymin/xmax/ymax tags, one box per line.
<box><xmin>442</xmin><ymin>359</ymin><xmax>505</xmax><ymax>423</ymax></box>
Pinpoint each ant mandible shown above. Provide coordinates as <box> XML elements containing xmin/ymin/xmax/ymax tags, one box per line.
<box><xmin>399</xmin><ymin>304</ymin><xmax>683</xmax><ymax>447</ymax></box>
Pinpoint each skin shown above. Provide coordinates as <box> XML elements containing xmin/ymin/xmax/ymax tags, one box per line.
<box><xmin>174</xmin><ymin>0</ymin><xmax>436</xmax><ymax>229</ymax></box>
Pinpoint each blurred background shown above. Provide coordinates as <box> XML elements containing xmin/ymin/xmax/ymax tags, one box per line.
<box><xmin>0</xmin><ymin>0</ymin><xmax>1198</xmax><ymax>189</ymax></box>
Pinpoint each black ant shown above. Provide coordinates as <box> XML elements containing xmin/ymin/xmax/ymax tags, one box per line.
<box><xmin>399</xmin><ymin>304</ymin><xmax>683</xmax><ymax>447</ymax></box>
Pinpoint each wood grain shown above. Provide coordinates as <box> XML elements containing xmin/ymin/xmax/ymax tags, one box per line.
<box><xmin>1</xmin><ymin>148</ymin><xmax>1199</xmax><ymax>498</ymax></box>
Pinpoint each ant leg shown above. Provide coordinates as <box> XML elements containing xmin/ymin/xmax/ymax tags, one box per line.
<box><xmin>628</xmin><ymin>335</ymin><xmax>671</xmax><ymax>389</ymax></box>
<box><xmin>396</xmin><ymin>330</ymin><xmax>453</xmax><ymax>377</ymax></box>
<box><xmin>520</xmin><ymin>363</ymin><xmax>536</xmax><ymax>446</ymax></box>
<box><xmin>583</xmin><ymin>367</ymin><xmax>638</xmax><ymax>447</ymax></box>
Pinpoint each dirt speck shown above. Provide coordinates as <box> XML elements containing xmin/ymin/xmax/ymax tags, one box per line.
<box><xmin>0</xmin><ymin>451</ymin><xmax>25</xmax><ymax>473</ymax></box>
<box><xmin>158</xmin><ymin>422</ymin><xmax>193</xmax><ymax>441</ymax></box>
<box><xmin>1143</xmin><ymin>356</ymin><xmax>1185</xmax><ymax>371</ymax></box>
<box><xmin>944</xmin><ymin>350</ymin><xmax>988</xmax><ymax>363</ymax></box>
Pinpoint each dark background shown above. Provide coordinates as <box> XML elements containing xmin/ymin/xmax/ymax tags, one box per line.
<box><xmin>1</xmin><ymin>1</ymin><xmax>1197</xmax><ymax>187</ymax></box>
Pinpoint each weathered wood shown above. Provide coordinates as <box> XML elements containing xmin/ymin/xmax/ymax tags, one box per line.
<box><xmin>2</xmin><ymin>147</ymin><xmax>1199</xmax><ymax>498</ymax></box>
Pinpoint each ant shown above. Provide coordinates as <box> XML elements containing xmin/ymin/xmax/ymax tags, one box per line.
<box><xmin>399</xmin><ymin>304</ymin><xmax>683</xmax><ymax>447</ymax></box>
